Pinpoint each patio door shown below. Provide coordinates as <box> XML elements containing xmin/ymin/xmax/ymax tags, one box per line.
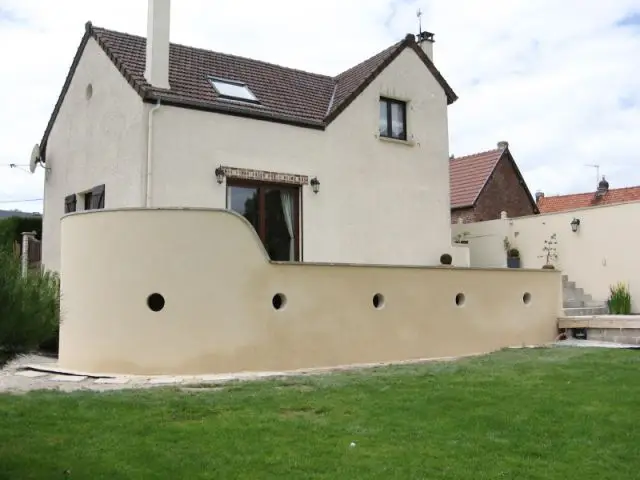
<box><xmin>226</xmin><ymin>180</ymin><xmax>300</xmax><ymax>261</ymax></box>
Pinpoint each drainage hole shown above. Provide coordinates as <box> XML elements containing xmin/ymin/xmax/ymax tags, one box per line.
<box><xmin>372</xmin><ymin>293</ymin><xmax>385</xmax><ymax>309</ymax></box>
<box><xmin>272</xmin><ymin>293</ymin><xmax>287</xmax><ymax>310</ymax></box>
<box><xmin>147</xmin><ymin>293</ymin><xmax>165</xmax><ymax>312</ymax></box>
<box><xmin>455</xmin><ymin>293</ymin><xmax>466</xmax><ymax>307</ymax></box>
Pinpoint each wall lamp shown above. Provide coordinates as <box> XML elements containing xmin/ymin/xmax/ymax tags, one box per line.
<box><xmin>570</xmin><ymin>218</ymin><xmax>581</xmax><ymax>233</ymax></box>
<box><xmin>215</xmin><ymin>166</ymin><xmax>225</xmax><ymax>184</ymax></box>
<box><xmin>310</xmin><ymin>177</ymin><xmax>320</xmax><ymax>194</ymax></box>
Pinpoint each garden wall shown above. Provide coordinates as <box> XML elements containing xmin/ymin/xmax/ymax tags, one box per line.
<box><xmin>452</xmin><ymin>201</ymin><xmax>640</xmax><ymax>311</ymax></box>
<box><xmin>59</xmin><ymin>208</ymin><xmax>562</xmax><ymax>375</ymax></box>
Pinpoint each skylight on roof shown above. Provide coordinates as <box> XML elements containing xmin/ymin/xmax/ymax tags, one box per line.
<box><xmin>209</xmin><ymin>77</ymin><xmax>259</xmax><ymax>103</ymax></box>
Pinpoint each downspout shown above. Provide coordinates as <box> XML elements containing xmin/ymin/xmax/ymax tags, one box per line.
<box><xmin>145</xmin><ymin>99</ymin><xmax>162</xmax><ymax>207</ymax></box>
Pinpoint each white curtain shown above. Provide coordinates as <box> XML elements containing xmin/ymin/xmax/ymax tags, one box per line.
<box><xmin>280</xmin><ymin>190</ymin><xmax>295</xmax><ymax>261</ymax></box>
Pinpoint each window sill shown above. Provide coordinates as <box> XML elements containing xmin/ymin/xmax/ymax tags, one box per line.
<box><xmin>378</xmin><ymin>135</ymin><xmax>415</xmax><ymax>147</ymax></box>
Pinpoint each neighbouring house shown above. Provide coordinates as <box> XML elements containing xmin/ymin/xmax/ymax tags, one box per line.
<box><xmin>39</xmin><ymin>0</ymin><xmax>459</xmax><ymax>272</ymax></box>
<box><xmin>449</xmin><ymin>141</ymin><xmax>538</xmax><ymax>224</ymax></box>
<box><xmin>536</xmin><ymin>177</ymin><xmax>640</xmax><ymax>213</ymax></box>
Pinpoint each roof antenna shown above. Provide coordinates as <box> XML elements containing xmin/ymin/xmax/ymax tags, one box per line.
<box><xmin>585</xmin><ymin>164</ymin><xmax>600</xmax><ymax>187</ymax></box>
<box><xmin>417</xmin><ymin>8</ymin><xmax>423</xmax><ymax>34</ymax></box>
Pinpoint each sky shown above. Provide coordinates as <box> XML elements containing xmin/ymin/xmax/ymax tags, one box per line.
<box><xmin>0</xmin><ymin>0</ymin><xmax>639</xmax><ymax>213</ymax></box>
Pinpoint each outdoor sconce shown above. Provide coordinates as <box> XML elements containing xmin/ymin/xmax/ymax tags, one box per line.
<box><xmin>570</xmin><ymin>218</ymin><xmax>581</xmax><ymax>233</ymax></box>
<box><xmin>214</xmin><ymin>166</ymin><xmax>225</xmax><ymax>184</ymax></box>
<box><xmin>310</xmin><ymin>177</ymin><xmax>320</xmax><ymax>194</ymax></box>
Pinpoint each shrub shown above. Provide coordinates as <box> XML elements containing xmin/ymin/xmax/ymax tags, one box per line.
<box><xmin>0</xmin><ymin>247</ymin><xmax>59</xmax><ymax>366</ymax></box>
<box><xmin>0</xmin><ymin>215</ymin><xmax>42</xmax><ymax>250</ymax></box>
<box><xmin>440</xmin><ymin>253</ymin><xmax>453</xmax><ymax>265</ymax></box>
<box><xmin>608</xmin><ymin>282</ymin><xmax>631</xmax><ymax>315</ymax></box>
<box><xmin>508</xmin><ymin>248</ymin><xmax>520</xmax><ymax>258</ymax></box>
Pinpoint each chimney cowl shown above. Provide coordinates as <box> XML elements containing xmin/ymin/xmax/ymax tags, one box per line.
<box><xmin>417</xmin><ymin>31</ymin><xmax>435</xmax><ymax>43</ymax></box>
<box><xmin>596</xmin><ymin>175</ymin><xmax>609</xmax><ymax>197</ymax></box>
<box><xmin>497</xmin><ymin>140</ymin><xmax>509</xmax><ymax>149</ymax></box>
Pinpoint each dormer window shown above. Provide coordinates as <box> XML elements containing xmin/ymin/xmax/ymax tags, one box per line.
<box><xmin>379</xmin><ymin>97</ymin><xmax>407</xmax><ymax>141</ymax></box>
<box><xmin>209</xmin><ymin>77</ymin><xmax>259</xmax><ymax>103</ymax></box>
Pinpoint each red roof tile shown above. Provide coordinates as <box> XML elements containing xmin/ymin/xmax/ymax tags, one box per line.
<box><xmin>537</xmin><ymin>185</ymin><xmax>640</xmax><ymax>213</ymax></box>
<box><xmin>449</xmin><ymin>148</ymin><xmax>505</xmax><ymax>209</ymax></box>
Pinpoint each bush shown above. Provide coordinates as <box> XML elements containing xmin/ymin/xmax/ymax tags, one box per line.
<box><xmin>0</xmin><ymin>215</ymin><xmax>42</xmax><ymax>250</ymax></box>
<box><xmin>508</xmin><ymin>248</ymin><xmax>520</xmax><ymax>258</ymax></box>
<box><xmin>608</xmin><ymin>282</ymin><xmax>631</xmax><ymax>315</ymax></box>
<box><xmin>0</xmin><ymin>247</ymin><xmax>59</xmax><ymax>366</ymax></box>
<box><xmin>440</xmin><ymin>253</ymin><xmax>453</xmax><ymax>265</ymax></box>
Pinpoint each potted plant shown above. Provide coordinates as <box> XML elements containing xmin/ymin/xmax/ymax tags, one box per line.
<box><xmin>453</xmin><ymin>231</ymin><xmax>470</xmax><ymax>245</ymax></box>
<box><xmin>440</xmin><ymin>253</ymin><xmax>453</xmax><ymax>266</ymax></box>
<box><xmin>507</xmin><ymin>248</ymin><xmax>520</xmax><ymax>268</ymax></box>
<box><xmin>503</xmin><ymin>237</ymin><xmax>521</xmax><ymax>268</ymax></box>
<box><xmin>538</xmin><ymin>233</ymin><xmax>558</xmax><ymax>269</ymax></box>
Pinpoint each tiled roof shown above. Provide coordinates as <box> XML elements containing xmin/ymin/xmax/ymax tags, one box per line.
<box><xmin>537</xmin><ymin>185</ymin><xmax>640</xmax><ymax>213</ymax></box>
<box><xmin>449</xmin><ymin>147</ymin><xmax>505</xmax><ymax>209</ymax></box>
<box><xmin>40</xmin><ymin>23</ymin><xmax>457</xmax><ymax>157</ymax></box>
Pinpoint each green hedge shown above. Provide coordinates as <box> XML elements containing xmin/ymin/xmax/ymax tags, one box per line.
<box><xmin>0</xmin><ymin>216</ymin><xmax>42</xmax><ymax>250</ymax></box>
<box><xmin>0</xmin><ymin>248</ymin><xmax>59</xmax><ymax>366</ymax></box>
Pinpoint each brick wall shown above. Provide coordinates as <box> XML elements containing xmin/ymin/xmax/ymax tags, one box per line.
<box><xmin>450</xmin><ymin>208</ymin><xmax>476</xmax><ymax>224</ymax></box>
<box><xmin>471</xmin><ymin>154</ymin><xmax>536</xmax><ymax>222</ymax></box>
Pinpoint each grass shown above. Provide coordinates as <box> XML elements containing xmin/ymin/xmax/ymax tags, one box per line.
<box><xmin>1</xmin><ymin>347</ymin><xmax>639</xmax><ymax>479</ymax></box>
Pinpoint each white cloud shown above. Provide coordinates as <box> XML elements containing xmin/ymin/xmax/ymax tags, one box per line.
<box><xmin>1</xmin><ymin>0</ymin><xmax>639</xmax><ymax>212</ymax></box>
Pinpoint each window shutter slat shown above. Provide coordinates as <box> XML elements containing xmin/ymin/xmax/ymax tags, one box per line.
<box><xmin>91</xmin><ymin>185</ymin><xmax>105</xmax><ymax>209</ymax></box>
<box><xmin>64</xmin><ymin>194</ymin><xmax>77</xmax><ymax>213</ymax></box>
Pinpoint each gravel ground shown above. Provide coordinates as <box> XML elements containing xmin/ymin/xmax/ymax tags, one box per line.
<box><xmin>1</xmin><ymin>341</ymin><xmax>636</xmax><ymax>394</ymax></box>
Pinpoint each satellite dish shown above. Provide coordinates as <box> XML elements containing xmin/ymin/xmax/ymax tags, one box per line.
<box><xmin>29</xmin><ymin>144</ymin><xmax>41</xmax><ymax>174</ymax></box>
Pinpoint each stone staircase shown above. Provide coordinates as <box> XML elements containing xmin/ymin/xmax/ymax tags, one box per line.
<box><xmin>563</xmin><ymin>275</ymin><xmax>608</xmax><ymax>316</ymax></box>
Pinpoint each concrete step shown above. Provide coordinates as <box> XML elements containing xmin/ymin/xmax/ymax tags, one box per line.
<box><xmin>564</xmin><ymin>300</ymin><xmax>587</xmax><ymax>308</ymax></box>
<box><xmin>563</xmin><ymin>306</ymin><xmax>609</xmax><ymax>316</ymax></box>
<box><xmin>563</xmin><ymin>281</ymin><xmax>576</xmax><ymax>289</ymax></box>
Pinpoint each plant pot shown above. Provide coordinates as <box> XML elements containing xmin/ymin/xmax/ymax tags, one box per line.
<box><xmin>507</xmin><ymin>257</ymin><xmax>520</xmax><ymax>268</ymax></box>
<box><xmin>542</xmin><ymin>264</ymin><xmax>555</xmax><ymax>270</ymax></box>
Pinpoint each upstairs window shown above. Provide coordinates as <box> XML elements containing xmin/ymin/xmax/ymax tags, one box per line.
<box><xmin>209</xmin><ymin>77</ymin><xmax>259</xmax><ymax>103</ymax></box>
<box><xmin>379</xmin><ymin>97</ymin><xmax>407</xmax><ymax>141</ymax></box>
<box><xmin>82</xmin><ymin>184</ymin><xmax>105</xmax><ymax>211</ymax></box>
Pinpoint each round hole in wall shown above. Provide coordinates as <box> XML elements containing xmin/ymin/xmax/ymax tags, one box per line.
<box><xmin>523</xmin><ymin>292</ymin><xmax>532</xmax><ymax>305</ymax></box>
<box><xmin>372</xmin><ymin>293</ymin><xmax>385</xmax><ymax>309</ymax></box>
<box><xmin>455</xmin><ymin>293</ymin><xmax>466</xmax><ymax>307</ymax></box>
<box><xmin>147</xmin><ymin>293</ymin><xmax>165</xmax><ymax>312</ymax></box>
<box><xmin>85</xmin><ymin>83</ymin><xmax>93</xmax><ymax>100</ymax></box>
<box><xmin>272</xmin><ymin>293</ymin><xmax>287</xmax><ymax>310</ymax></box>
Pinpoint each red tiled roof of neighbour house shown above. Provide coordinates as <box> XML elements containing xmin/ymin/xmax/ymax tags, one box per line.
<box><xmin>449</xmin><ymin>147</ymin><xmax>505</xmax><ymax>209</ymax></box>
<box><xmin>39</xmin><ymin>24</ymin><xmax>458</xmax><ymax>160</ymax></box>
<box><xmin>537</xmin><ymin>185</ymin><xmax>640</xmax><ymax>213</ymax></box>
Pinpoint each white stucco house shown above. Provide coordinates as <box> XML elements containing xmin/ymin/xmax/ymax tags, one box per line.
<box><xmin>39</xmin><ymin>0</ymin><xmax>458</xmax><ymax>272</ymax></box>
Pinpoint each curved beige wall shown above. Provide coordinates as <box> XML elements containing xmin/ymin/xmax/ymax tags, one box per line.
<box><xmin>59</xmin><ymin>208</ymin><xmax>561</xmax><ymax>375</ymax></box>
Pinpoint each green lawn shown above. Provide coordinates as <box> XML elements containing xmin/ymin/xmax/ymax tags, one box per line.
<box><xmin>1</xmin><ymin>347</ymin><xmax>639</xmax><ymax>479</ymax></box>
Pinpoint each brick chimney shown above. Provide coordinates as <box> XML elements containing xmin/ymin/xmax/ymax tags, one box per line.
<box><xmin>145</xmin><ymin>0</ymin><xmax>171</xmax><ymax>89</ymax></box>
<box><xmin>497</xmin><ymin>140</ymin><xmax>509</xmax><ymax>150</ymax></box>
<box><xmin>535</xmin><ymin>190</ymin><xmax>544</xmax><ymax>204</ymax></box>
<box><xmin>416</xmin><ymin>31</ymin><xmax>435</xmax><ymax>61</ymax></box>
